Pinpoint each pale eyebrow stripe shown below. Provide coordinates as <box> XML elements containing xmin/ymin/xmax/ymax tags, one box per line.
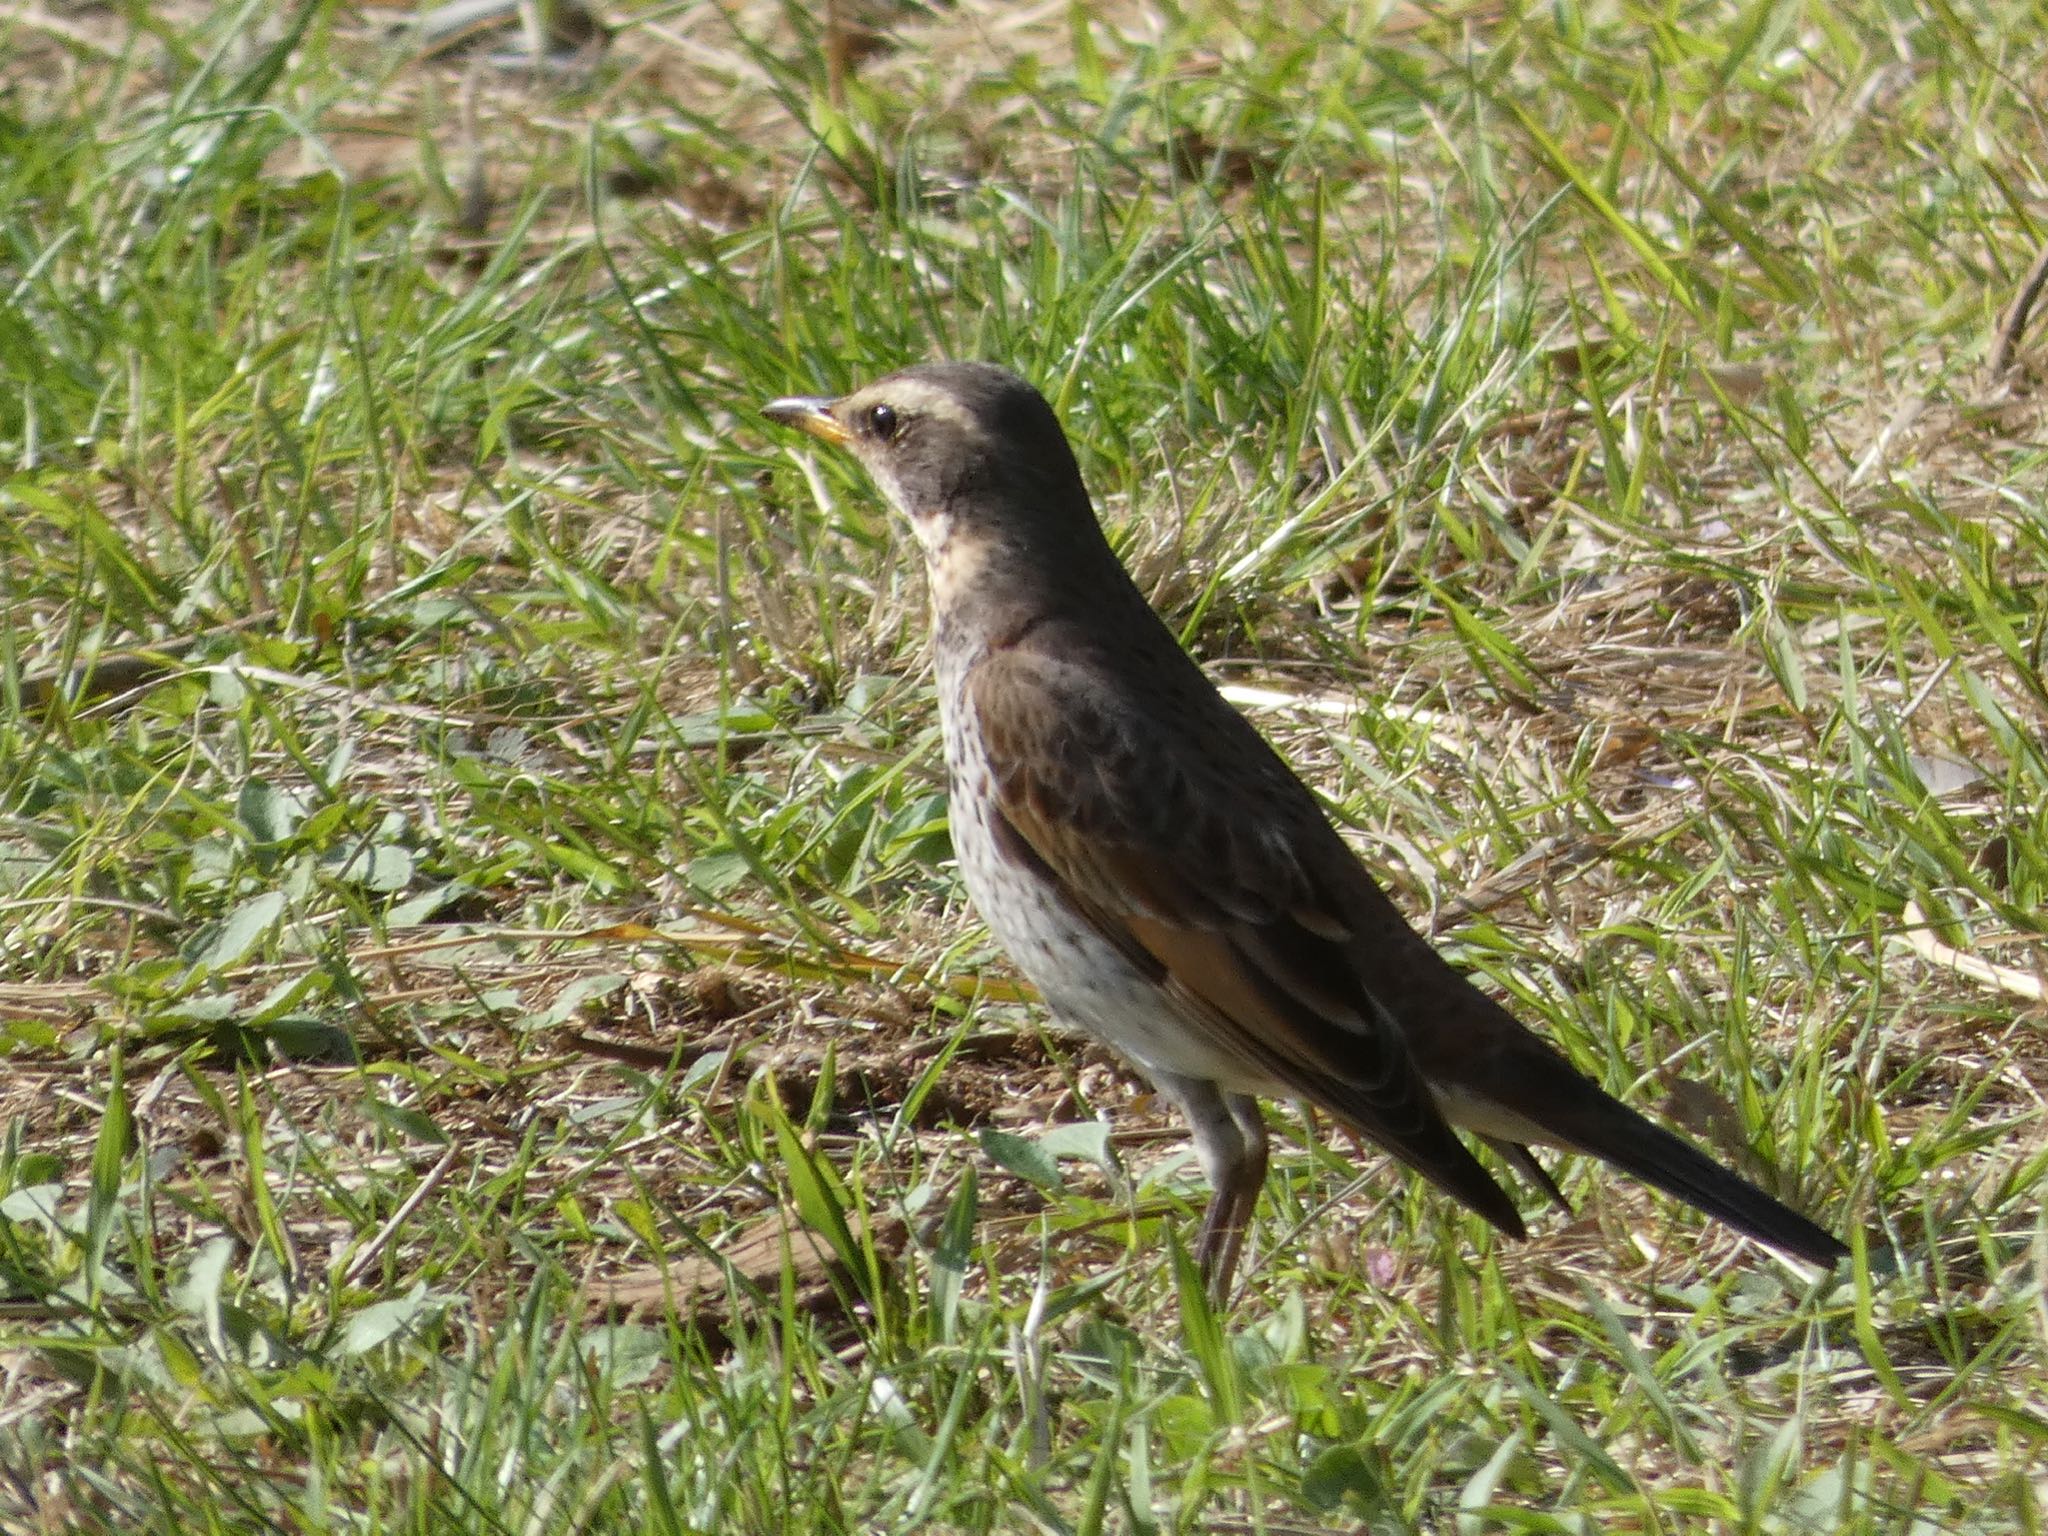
<box><xmin>856</xmin><ymin>378</ymin><xmax>982</xmax><ymax>436</ymax></box>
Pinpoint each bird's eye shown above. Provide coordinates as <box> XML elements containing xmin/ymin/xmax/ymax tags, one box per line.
<box><xmin>867</xmin><ymin>404</ymin><xmax>899</xmax><ymax>441</ymax></box>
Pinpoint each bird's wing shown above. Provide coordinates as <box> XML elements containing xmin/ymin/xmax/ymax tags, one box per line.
<box><xmin>967</xmin><ymin>646</ymin><xmax>1525</xmax><ymax>1235</ymax></box>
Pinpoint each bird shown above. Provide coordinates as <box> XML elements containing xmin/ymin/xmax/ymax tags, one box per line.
<box><xmin>762</xmin><ymin>361</ymin><xmax>1850</xmax><ymax>1298</ymax></box>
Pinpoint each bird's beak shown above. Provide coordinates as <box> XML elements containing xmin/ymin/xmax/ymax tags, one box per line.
<box><xmin>762</xmin><ymin>395</ymin><xmax>851</xmax><ymax>447</ymax></box>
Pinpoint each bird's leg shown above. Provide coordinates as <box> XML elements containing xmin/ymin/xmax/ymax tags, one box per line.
<box><xmin>1157</xmin><ymin>1076</ymin><xmax>1269</xmax><ymax>1301</ymax></box>
<box><xmin>1206</xmin><ymin>1094</ymin><xmax>1269</xmax><ymax>1294</ymax></box>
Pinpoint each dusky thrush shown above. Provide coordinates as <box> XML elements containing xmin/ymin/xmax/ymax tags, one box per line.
<box><xmin>764</xmin><ymin>361</ymin><xmax>1848</xmax><ymax>1296</ymax></box>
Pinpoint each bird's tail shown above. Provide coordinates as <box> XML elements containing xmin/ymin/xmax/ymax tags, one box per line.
<box><xmin>1472</xmin><ymin>1048</ymin><xmax>1849</xmax><ymax>1267</ymax></box>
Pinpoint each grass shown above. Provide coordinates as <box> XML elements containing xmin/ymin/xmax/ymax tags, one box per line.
<box><xmin>2</xmin><ymin>0</ymin><xmax>2046</xmax><ymax>1528</ymax></box>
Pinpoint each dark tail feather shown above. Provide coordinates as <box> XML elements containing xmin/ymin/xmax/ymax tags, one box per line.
<box><xmin>1547</xmin><ymin>1075</ymin><xmax>1847</xmax><ymax>1266</ymax></box>
<box><xmin>1421</xmin><ymin>1148</ymin><xmax>1532</xmax><ymax>1242</ymax></box>
<box><xmin>1333</xmin><ymin>1107</ymin><xmax>1532</xmax><ymax>1241</ymax></box>
<box><xmin>1483</xmin><ymin>1136</ymin><xmax>1572</xmax><ymax>1213</ymax></box>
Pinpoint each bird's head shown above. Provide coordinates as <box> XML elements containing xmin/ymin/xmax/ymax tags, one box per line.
<box><xmin>763</xmin><ymin>363</ymin><xmax>1103</xmax><ymax>586</ymax></box>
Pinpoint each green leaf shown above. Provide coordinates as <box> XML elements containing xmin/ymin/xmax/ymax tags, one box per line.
<box><xmin>172</xmin><ymin>1234</ymin><xmax>237</xmax><ymax>1349</ymax></box>
<box><xmin>979</xmin><ymin>1128</ymin><xmax>1062</xmax><ymax>1191</ymax></box>
<box><xmin>384</xmin><ymin>880</ymin><xmax>476</xmax><ymax>926</ymax></box>
<box><xmin>188</xmin><ymin>891</ymin><xmax>286</xmax><ymax>972</ymax></box>
<box><xmin>263</xmin><ymin>1015</ymin><xmax>359</xmax><ymax>1064</ymax></box>
<box><xmin>930</xmin><ymin>1167</ymin><xmax>978</xmax><ymax>1344</ymax></box>
<box><xmin>236</xmin><ymin>778</ymin><xmax>302</xmax><ymax>845</ymax></box>
<box><xmin>1502</xmin><ymin>1368</ymin><xmax>1632</xmax><ymax>1494</ymax></box>
<box><xmin>751</xmin><ymin>1081</ymin><xmax>868</xmax><ymax>1294</ymax></box>
<box><xmin>1301</xmin><ymin>1445</ymin><xmax>1392</xmax><ymax>1516</ymax></box>
<box><xmin>365</xmin><ymin>1097</ymin><xmax>448</xmax><ymax>1145</ymax></box>
<box><xmin>320</xmin><ymin>843</ymin><xmax>414</xmax><ymax>891</ymax></box>
<box><xmin>614</xmin><ymin>1199</ymin><xmax>662</xmax><ymax>1250</ymax></box>
<box><xmin>340</xmin><ymin>1283</ymin><xmax>432</xmax><ymax>1354</ymax></box>
<box><xmin>84</xmin><ymin>1045</ymin><xmax>131</xmax><ymax>1296</ymax></box>
<box><xmin>1035</xmin><ymin>1121</ymin><xmax>1116</xmax><ymax>1180</ymax></box>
